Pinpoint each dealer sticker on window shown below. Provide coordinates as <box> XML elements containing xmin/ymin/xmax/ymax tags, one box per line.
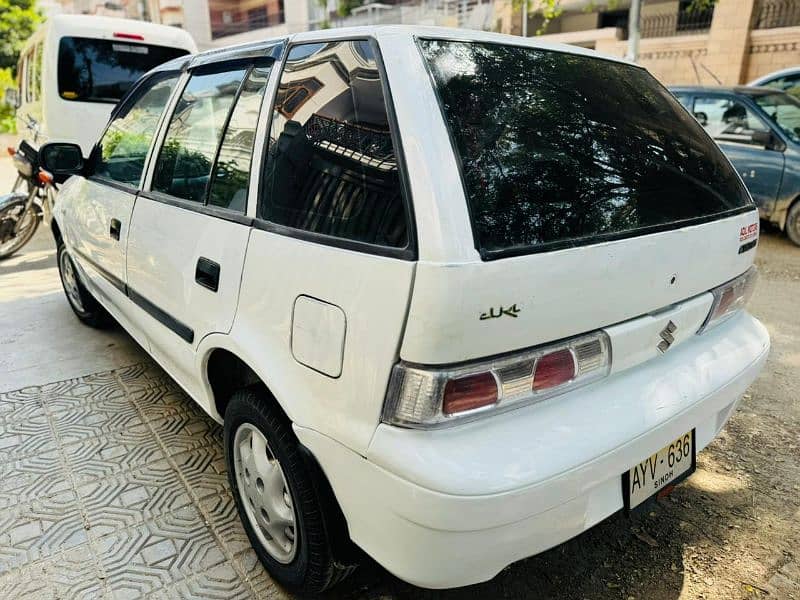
<box><xmin>623</xmin><ymin>430</ymin><xmax>695</xmax><ymax>510</ymax></box>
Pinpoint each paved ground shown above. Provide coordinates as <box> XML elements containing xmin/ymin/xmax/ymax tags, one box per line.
<box><xmin>0</xmin><ymin>154</ymin><xmax>798</xmax><ymax>599</ymax></box>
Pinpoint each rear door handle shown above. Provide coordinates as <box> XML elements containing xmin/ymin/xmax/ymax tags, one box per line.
<box><xmin>195</xmin><ymin>257</ymin><xmax>220</xmax><ymax>292</ymax></box>
<box><xmin>109</xmin><ymin>218</ymin><xmax>121</xmax><ymax>241</ymax></box>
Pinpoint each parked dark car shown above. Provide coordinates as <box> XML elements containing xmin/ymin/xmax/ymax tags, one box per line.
<box><xmin>671</xmin><ymin>86</ymin><xmax>800</xmax><ymax>246</ymax></box>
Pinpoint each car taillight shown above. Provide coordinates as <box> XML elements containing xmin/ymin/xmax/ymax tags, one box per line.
<box><xmin>442</xmin><ymin>372</ymin><xmax>498</xmax><ymax>415</ymax></box>
<box><xmin>697</xmin><ymin>267</ymin><xmax>758</xmax><ymax>334</ymax></box>
<box><xmin>383</xmin><ymin>331</ymin><xmax>610</xmax><ymax>428</ymax></box>
<box><xmin>532</xmin><ymin>349</ymin><xmax>575</xmax><ymax>391</ymax></box>
<box><xmin>6</xmin><ymin>147</ymin><xmax>15</xmax><ymax>157</ymax></box>
<box><xmin>113</xmin><ymin>32</ymin><xmax>145</xmax><ymax>41</ymax></box>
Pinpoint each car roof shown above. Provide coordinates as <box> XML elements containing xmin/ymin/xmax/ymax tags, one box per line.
<box><xmin>748</xmin><ymin>66</ymin><xmax>800</xmax><ymax>86</ymax></box>
<box><xmin>669</xmin><ymin>85</ymin><xmax>787</xmax><ymax>97</ymax></box>
<box><xmin>172</xmin><ymin>25</ymin><xmax>639</xmax><ymax>71</ymax></box>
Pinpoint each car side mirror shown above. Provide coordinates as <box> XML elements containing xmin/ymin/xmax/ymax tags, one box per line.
<box><xmin>3</xmin><ymin>87</ymin><xmax>19</xmax><ymax>109</ymax></box>
<box><xmin>39</xmin><ymin>142</ymin><xmax>86</xmax><ymax>178</ymax></box>
<box><xmin>751</xmin><ymin>130</ymin><xmax>785</xmax><ymax>152</ymax></box>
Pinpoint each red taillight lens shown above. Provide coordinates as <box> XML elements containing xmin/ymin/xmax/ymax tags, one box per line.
<box><xmin>532</xmin><ymin>349</ymin><xmax>576</xmax><ymax>391</ymax></box>
<box><xmin>442</xmin><ymin>372</ymin><xmax>498</xmax><ymax>415</ymax></box>
<box><xmin>383</xmin><ymin>332</ymin><xmax>610</xmax><ymax>428</ymax></box>
<box><xmin>113</xmin><ymin>32</ymin><xmax>145</xmax><ymax>41</ymax></box>
<box><xmin>6</xmin><ymin>147</ymin><xmax>15</xmax><ymax>156</ymax></box>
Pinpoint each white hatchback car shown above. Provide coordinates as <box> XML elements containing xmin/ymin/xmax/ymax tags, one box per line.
<box><xmin>42</xmin><ymin>26</ymin><xmax>770</xmax><ymax>593</ymax></box>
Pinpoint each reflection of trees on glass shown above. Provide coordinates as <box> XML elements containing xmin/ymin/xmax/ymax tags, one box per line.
<box><xmin>153</xmin><ymin>68</ymin><xmax>247</xmax><ymax>203</ymax></box>
<box><xmin>95</xmin><ymin>75</ymin><xmax>179</xmax><ymax>185</ymax></box>
<box><xmin>208</xmin><ymin>66</ymin><xmax>272</xmax><ymax>211</ymax></box>
<box><xmin>420</xmin><ymin>40</ymin><xmax>752</xmax><ymax>255</ymax></box>
<box><xmin>262</xmin><ymin>41</ymin><xmax>408</xmax><ymax>249</ymax></box>
<box><xmin>58</xmin><ymin>37</ymin><xmax>188</xmax><ymax>103</ymax></box>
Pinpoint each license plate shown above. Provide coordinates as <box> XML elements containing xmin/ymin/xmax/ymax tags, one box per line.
<box><xmin>623</xmin><ymin>430</ymin><xmax>695</xmax><ymax>510</ymax></box>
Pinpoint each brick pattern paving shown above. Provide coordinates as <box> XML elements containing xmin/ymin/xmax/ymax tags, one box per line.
<box><xmin>0</xmin><ymin>362</ymin><xmax>286</xmax><ymax>599</ymax></box>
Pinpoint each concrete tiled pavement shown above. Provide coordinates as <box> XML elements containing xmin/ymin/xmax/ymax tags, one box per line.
<box><xmin>0</xmin><ymin>364</ymin><xmax>282</xmax><ymax>599</ymax></box>
<box><xmin>0</xmin><ymin>156</ymin><xmax>286</xmax><ymax>598</ymax></box>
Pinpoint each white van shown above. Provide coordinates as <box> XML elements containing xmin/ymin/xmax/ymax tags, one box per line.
<box><xmin>41</xmin><ymin>26</ymin><xmax>770</xmax><ymax>594</ymax></box>
<box><xmin>15</xmin><ymin>14</ymin><xmax>196</xmax><ymax>154</ymax></box>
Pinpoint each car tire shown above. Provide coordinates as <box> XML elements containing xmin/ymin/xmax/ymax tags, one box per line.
<box><xmin>56</xmin><ymin>242</ymin><xmax>113</xmax><ymax>328</ymax></box>
<box><xmin>224</xmin><ymin>387</ymin><xmax>356</xmax><ymax>594</ymax></box>
<box><xmin>786</xmin><ymin>200</ymin><xmax>800</xmax><ymax>247</ymax></box>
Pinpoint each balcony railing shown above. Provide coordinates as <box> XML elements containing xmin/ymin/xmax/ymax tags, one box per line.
<box><xmin>754</xmin><ymin>0</ymin><xmax>800</xmax><ymax>29</ymax></box>
<box><xmin>640</xmin><ymin>8</ymin><xmax>714</xmax><ymax>38</ymax></box>
<box><xmin>211</xmin><ymin>10</ymin><xmax>285</xmax><ymax>39</ymax></box>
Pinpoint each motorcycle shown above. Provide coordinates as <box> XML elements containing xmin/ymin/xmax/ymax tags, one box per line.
<box><xmin>0</xmin><ymin>132</ymin><xmax>57</xmax><ymax>260</ymax></box>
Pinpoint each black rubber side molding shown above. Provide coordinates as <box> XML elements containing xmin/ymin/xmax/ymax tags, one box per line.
<box><xmin>128</xmin><ymin>288</ymin><xmax>195</xmax><ymax>344</ymax></box>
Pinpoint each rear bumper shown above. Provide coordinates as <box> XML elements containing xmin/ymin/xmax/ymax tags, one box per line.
<box><xmin>295</xmin><ymin>312</ymin><xmax>769</xmax><ymax>589</ymax></box>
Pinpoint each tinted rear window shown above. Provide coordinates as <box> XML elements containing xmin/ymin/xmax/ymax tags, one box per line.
<box><xmin>58</xmin><ymin>37</ymin><xmax>189</xmax><ymax>103</ymax></box>
<box><xmin>419</xmin><ymin>40</ymin><xmax>752</xmax><ymax>258</ymax></box>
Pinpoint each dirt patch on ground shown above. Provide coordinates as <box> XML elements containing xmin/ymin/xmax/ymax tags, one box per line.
<box><xmin>328</xmin><ymin>229</ymin><xmax>800</xmax><ymax>600</ymax></box>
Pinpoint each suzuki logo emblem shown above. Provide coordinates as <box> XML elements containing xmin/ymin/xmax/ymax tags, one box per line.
<box><xmin>657</xmin><ymin>320</ymin><xmax>678</xmax><ymax>354</ymax></box>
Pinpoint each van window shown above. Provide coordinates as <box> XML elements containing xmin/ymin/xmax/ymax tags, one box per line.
<box><xmin>152</xmin><ymin>68</ymin><xmax>248</xmax><ymax>203</ymax></box>
<box><xmin>94</xmin><ymin>73</ymin><xmax>180</xmax><ymax>187</ymax></box>
<box><xmin>24</xmin><ymin>49</ymin><xmax>35</xmax><ymax>103</ymax></box>
<box><xmin>32</xmin><ymin>43</ymin><xmax>42</xmax><ymax>101</ymax></box>
<box><xmin>58</xmin><ymin>37</ymin><xmax>189</xmax><ymax>103</ymax></box>
<box><xmin>419</xmin><ymin>40</ymin><xmax>752</xmax><ymax>258</ymax></box>
<box><xmin>207</xmin><ymin>65</ymin><xmax>272</xmax><ymax>211</ymax></box>
<box><xmin>261</xmin><ymin>41</ymin><xmax>408</xmax><ymax>249</ymax></box>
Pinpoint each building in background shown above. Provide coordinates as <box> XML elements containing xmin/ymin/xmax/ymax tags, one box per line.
<box><xmin>41</xmin><ymin>0</ymin><xmax>799</xmax><ymax>85</ymax></box>
<box><xmin>497</xmin><ymin>0</ymin><xmax>800</xmax><ymax>86</ymax></box>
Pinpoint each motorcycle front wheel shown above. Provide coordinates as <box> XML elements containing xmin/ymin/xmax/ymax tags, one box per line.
<box><xmin>0</xmin><ymin>198</ymin><xmax>40</xmax><ymax>260</ymax></box>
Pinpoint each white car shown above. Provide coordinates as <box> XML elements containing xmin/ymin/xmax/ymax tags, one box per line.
<box><xmin>42</xmin><ymin>26</ymin><xmax>770</xmax><ymax>593</ymax></box>
<box><xmin>749</xmin><ymin>66</ymin><xmax>800</xmax><ymax>99</ymax></box>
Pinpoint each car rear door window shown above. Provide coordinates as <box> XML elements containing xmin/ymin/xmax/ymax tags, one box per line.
<box><xmin>419</xmin><ymin>40</ymin><xmax>752</xmax><ymax>258</ymax></box>
<box><xmin>207</xmin><ymin>65</ymin><xmax>272</xmax><ymax>211</ymax></box>
<box><xmin>94</xmin><ymin>72</ymin><xmax>180</xmax><ymax>187</ymax></box>
<box><xmin>692</xmin><ymin>96</ymin><xmax>770</xmax><ymax>145</ymax></box>
<box><xmin>260</xmin><ymin>41</ymin><xmax>408</xmax><ymax>249</ymax></box>
<box><xmin>152</xmin><ymin>68</ymin><xmax>248</xmax><ymax>203</ymax></box>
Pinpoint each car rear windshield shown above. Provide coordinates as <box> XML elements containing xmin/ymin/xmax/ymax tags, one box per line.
<box><xmin>419</xmin><ymin>40</ymin><xmax>753</xmax><ymax>258</ymax></box>
<box><xmin>58</xmin><ymin>37</ymin><xmax>189</xmax><ymax>103</ymax></box>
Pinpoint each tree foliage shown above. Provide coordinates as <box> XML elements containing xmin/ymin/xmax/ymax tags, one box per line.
<box><xmin>0</xmin><ymin>0</ymin><xmax>41</xmax><ymax>73</ymax></box>
<box><xmin>515</xmin><ymin>0</ymin><xmax>718</xmax><ymax>35</ymax></box>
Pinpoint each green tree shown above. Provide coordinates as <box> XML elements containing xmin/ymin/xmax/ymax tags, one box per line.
<box><xmin>0</xmin><ymin>67</ymin><xmax>15</xmax><ymax>133</ymax></box>
<box><xmin>515</xmin><ymin>0</ymin><xmax>718</xmax><ymax>36</ymax></box>
<box><xmin>0</xmin><ymin>0</ymin><xmax>41</xmax><ymax>72</ymax></box>
<box><xmin>336</xmin><ymin>0</ymin><xmax>364</xmax><ymax>17</ymax></box>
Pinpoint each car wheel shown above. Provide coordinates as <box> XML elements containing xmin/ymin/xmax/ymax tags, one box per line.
<box><xmin>56</xmin><ymin>242</ymin><xmax>113</xmax><ymax>328</ymax></box>
<box><xmin>786</xmin><ymin>200</ymin><xmax>800</xmax><ymax>247</ymax></box>
<box><xmin>224</xmin><ymin>387</ymin><xmax>356</xmax><ymax>594</ymax></box>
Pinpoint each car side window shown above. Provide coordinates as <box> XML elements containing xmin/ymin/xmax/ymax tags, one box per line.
<box><xmin>692</xmin><ymin>96</ymin><xmax>769</xmax><ymax>145</ymax></box>
<box><xmin>207</xmin><ymin>65</ymin><xmax>272</xmax><ymax>211</ymax></box>
<box><xmin>763</xmin><ymin>73</ymin><xmax>800</xmax><ymax>99</ymax></box>
<box><xmin>260</xmin><ymin>41</ymin><xmax>408</xmax><ymax>249</ymax></box>
<box><xmin>673</xmin><ymin>92</ymin><xmax>691</xmax><ymax>109</ymax></box>
<box><xmin>152</xmin><ymin>67</ymin><xmax>248</xmax><ymax>203</ymax></box>
<box><xmin>94</xmin><ymin>72</ymin><xmax>180</xmax><ymax>186</ymax></box>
